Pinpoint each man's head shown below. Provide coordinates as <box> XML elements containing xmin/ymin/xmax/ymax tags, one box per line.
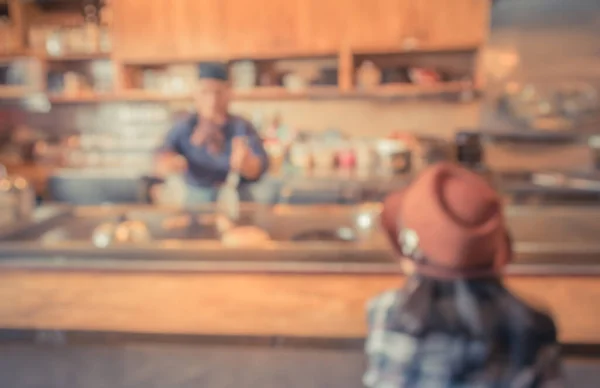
<box><xmin>195</xmin><ymin>62</ymin><xmax>231</xmax><ymax>124</ymax></box>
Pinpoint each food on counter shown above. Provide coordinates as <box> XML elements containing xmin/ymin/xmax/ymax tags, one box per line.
<box><xmin>215</xmin><ymin>214</ymin><xmax>235</xmax><ymax>234</ymax></box>
<box><xmin>221</xmin><ymin>226</ymin><xmax>271</xmax><ymax>247</ymax></box>
<box><xmin>92</xmin><ymin>219</ymin><xmax>151</xmax><ymax>247</ymax></box>
<box><xmin>161</xmin><ymin>214</ymin><xmax>192</xmax><ymax>230</ymax></box>
<box><xmin>0</xmin><ymin>166</ymin><xmax>35</xmax><ymax>225</ymax></box>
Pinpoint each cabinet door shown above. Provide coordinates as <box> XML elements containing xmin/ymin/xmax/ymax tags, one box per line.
<box><xmin>345</xmin><ymin>0</ymin><xmax>415</xmax><ymax>51</ymax></box>
<box><xmin>413</xmin><ymin>0</ymin><xmax>489</xmax><ymax>48</ymax></box>
<box><xmin>224</xmin><ymin>0</ymin><xmax>300</xmax><ymax>57</ymax></box>
<box><xmin>171</xmin><ymin>0</ymin><xmax>227</xmax><ymax>59</ymax></box>
<box><xmin>296</xmin><ymin>0</ymin><xmax>346</xmax><ymax>54</ymax></box>
<box><xmin>111</xmin><ymin>0</ymin><xmax>176</xmax><ymax>62</ymax></box>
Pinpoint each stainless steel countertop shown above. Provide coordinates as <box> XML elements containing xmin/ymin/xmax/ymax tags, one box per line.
<box><xmin>1</xmin><ymin>204</ymin><xmax>600</xmax><ymax>275</ymax></box>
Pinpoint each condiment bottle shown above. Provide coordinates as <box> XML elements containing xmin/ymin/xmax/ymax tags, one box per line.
<box><xmin>337</xmin><ymin>141</ymin><xmax>356</xmax><ymax>169</ymax></box>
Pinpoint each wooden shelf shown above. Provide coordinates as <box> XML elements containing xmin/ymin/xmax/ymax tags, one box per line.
<box><xmin>233</xmin><ymin>86</ymin><xmax>339</xmax><ymax>100</ymax></box>
<box><xmin>48</xmin><ymin>93</ymin><xmax>120</xmax><ymax>103</ymax></box>
<box><xmin>41</xmin><ymin>52</ymin><xmax>111</xmax><ymax>62</ymax></box>
<box><xmin>0</xmin><ymin>86</ymin><xmax>33</xmax><ymax>99</ymax></box>
<box><xmin>349</xmin><ymin>81</ymin><xmax>474</xmax><ymax>98</ymax></box>
<box><xmin>117</xmin><ymin>50</ymin><xmax>338</xmax><ymax>66</ymax></box>
<box><xmin>47</xmin><ymin>91</ymin><xmax>191</xmax><ymax>103</ymax></box>
<box><xmin>0</xmin><ymin>51</ymin><xmax>32</xmax><ymax>62</ymax></box>
<box><xmin>45</xmin><ymin>83</ymin><xmax>475</xmax><ymax>103</ymax></box>
<box><xmin>351</xmin><ymin>42</ymin><xmax>480</xmax><ymax>56</ymax></box>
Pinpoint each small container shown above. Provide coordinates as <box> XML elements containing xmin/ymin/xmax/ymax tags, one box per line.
<box><xmin>337</xmin><ymin>143</ymin><xmax>356</xmax><ymax>169</ymax></box>
<box><xmin>264</xmin><ymin>139</ymin><xmax>284</xmax><ymax>174</ymax></box>
<box><xmin>63</xmin><ymin>72</ymin><xmax>82</xmax><ymax>95</ymax></box>
<box><xmin>45</xmin><ymin>30</ymin><xmax>64</xmax><ymax>56</ymax></box>
<box><xmin>289</xmin><ymin>142</ymin><xmax>311</xmax><ymax>170</ymax></box>
<box><xmin>311</xmin><ymin>143</ymin><xmax>335</xmax><ymax>171</ymax></box>
<box><xmin>390</xmin><ymin>148</ymin><xmax>412</xmax><ymax>174</ymax></box>
<box><xmin>376</xmin><ymin>139</ymin><xmax>411</xmax><ymax>174</ymax></box>
<box><xmin>357</xmin><ymin>61</ymin><xmax>382</xmax><ymax>90</ymax></box>
<box><xmin>354</xmin><ymin>139</ymin><xmax>377</xmax><ymax>171</ymax></box>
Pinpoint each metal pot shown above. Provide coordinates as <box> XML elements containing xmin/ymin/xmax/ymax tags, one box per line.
<box><xmin>0</xmin><ymin>164</ymin><xmax>35</xmax><ymax>225</ymax></box>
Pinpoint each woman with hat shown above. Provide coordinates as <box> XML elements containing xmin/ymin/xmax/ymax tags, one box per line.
<box><xmin>155</xmin><ymin>62</ymin><xmax>269</xmax><ymax>205</ymax></box>
<box><xmin>364</xmin><ymin>162</ymin><xmax>563</xmax><ymax>387</ymax></box>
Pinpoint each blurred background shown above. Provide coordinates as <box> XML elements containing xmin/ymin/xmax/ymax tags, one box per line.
<box><xmin>0</xmin><ymin>0</ymin><xmax>599</xmax><ymax>387</ymax></box>
<box><xmin>0</xmin><ymin>0</ymin><xmax>599</xmax><ymax>205</ymax></box>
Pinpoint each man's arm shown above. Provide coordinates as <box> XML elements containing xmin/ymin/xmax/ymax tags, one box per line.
<box><xmin>232</xmin><ymin>122</ymin><xmax>269</xmax><ymax>181</ymax></box>
<box><xmin>154</xmin><ymin>122</ymin><xmax>188</xmax><ymax>176</ymax></box>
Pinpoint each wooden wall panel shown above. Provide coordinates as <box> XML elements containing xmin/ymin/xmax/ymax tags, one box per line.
<box><xmin>0</xmin><ymin>270</ymin><xmax>598</xmax><ymax>344</ymax></box>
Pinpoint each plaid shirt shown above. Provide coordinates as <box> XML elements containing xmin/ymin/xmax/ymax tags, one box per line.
<box><xmin>364</xmin><ymin>278</ymin><xmax>564</xmax><ymax>388</ymax></box>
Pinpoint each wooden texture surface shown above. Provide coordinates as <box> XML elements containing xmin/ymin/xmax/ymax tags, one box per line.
<box><xmin>0</xmin><ymin>270</ymin><xmax>597</xmax><ymax>343</ymax></box>
<box><xmin>111</xmin><ymin>0</ymin><xmax>176</xmax><ymax>61</ymax></box>
<box><xmin>110</xmin><ymin>0</ymin><xmax>489</xmax><ymax>61</ymax></box>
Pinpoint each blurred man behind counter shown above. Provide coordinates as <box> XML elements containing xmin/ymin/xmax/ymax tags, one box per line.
<box><xmin>155</xmin><ymin>62</ymin><xmax>269</xmax><ymax>205</ymax></box>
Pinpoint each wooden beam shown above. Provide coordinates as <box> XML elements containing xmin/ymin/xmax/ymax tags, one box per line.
<box><xmin>7</xmin><ymin>0</ymin><xmax>25</xmax><ymax>52</ymax></box>
<box><xmin>0</xmin><ymin>270</ymin><xmax>597</xmax><ymax>343</ymax></box>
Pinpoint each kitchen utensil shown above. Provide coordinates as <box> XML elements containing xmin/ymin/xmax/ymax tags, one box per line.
<box><xmin>216</xmin><ymin>137</ymin><xmax>247</xmax><ymax>221</ymax></box>
<box><xmin>216</xmin><ymin>169</ymin><xmax>241</xmax><ymax>222</ymax></box>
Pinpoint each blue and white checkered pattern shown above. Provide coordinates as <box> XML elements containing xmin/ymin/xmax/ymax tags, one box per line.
<box><xmin>364</xmin><ymin>289</ymin><xmax>564</xmax><ymax>388</ymax></box>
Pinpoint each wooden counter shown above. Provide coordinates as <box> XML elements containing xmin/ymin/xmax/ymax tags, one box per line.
<box><xmin>0</xmin><ymin>269</ymin><xmax>598</xmax><ymax>344</ymax></box>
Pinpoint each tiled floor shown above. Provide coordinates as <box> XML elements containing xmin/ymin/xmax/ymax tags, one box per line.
<box><xmin>0</xmin><ymin>343</ymin><xmax>596</xmax><ymax>388</ymax></box>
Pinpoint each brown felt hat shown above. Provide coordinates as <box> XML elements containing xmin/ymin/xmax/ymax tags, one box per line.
<box><xmin>381</xmin><ymin>162</ymin><xmax>511</xmax><ymax>279</ymax></box>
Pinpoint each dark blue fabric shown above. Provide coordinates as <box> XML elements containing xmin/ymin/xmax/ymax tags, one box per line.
<box><xmin>364</xmin><ymin>276</ymin><xmax>564</xmax><ymax>387</ymax></box>
<box><xmin>159</xmin><ymin>114</ymin><xmax>269</xmax><ymax>188</ymax></box>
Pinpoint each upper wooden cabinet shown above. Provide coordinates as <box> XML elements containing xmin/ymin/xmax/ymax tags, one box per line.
<box><xmin>412</xmin><ymin>0</ymin><xmax>489</xmax><ymax>48</ymax></box>
<box><xmin>224</xmin><ymin>0</ymin><xmax>301</xmax><ymax>57</ymax></box>
<box><xmin>171</xmin><ymin>0</ymin><xmax>227</xmax><ymax>59</ymax></box>
<box><xmin>345</xmin><ymin>0</ymin><xmax>415</xmax><ymax>50</ymax></box>
<box><xmin>296</xmin><ymin>0</ymin><xmax>346</xmax><ymax>54</ymax></box>
<box><xmin>111</xmin><ymin>0</ymin><xmax>176</xmax><ymax>61</ymax></box>
<box><xmin>347</xmin><ymin>0</ymin><xmax>489</xmax><ymax>52</ymax></box>
<box><xmin>111</xmin><ymin>0</ymin><xmax>489</xmax><ymax>62</ymax></box>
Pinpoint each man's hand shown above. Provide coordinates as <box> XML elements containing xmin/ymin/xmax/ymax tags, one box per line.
<box><xmin>230</xmin><ymin>137</ymin><xmax>263</xmax><ymax>180</ymax></box>
<box><xmin>155</xmin><ymin>152</ymin><xmax>187</xmax><ymax>176</ymax></box>
<box><xmin>230</xmin><ymin>137</ymin><xmax>249</xmax><ymax>171</ymax></box>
